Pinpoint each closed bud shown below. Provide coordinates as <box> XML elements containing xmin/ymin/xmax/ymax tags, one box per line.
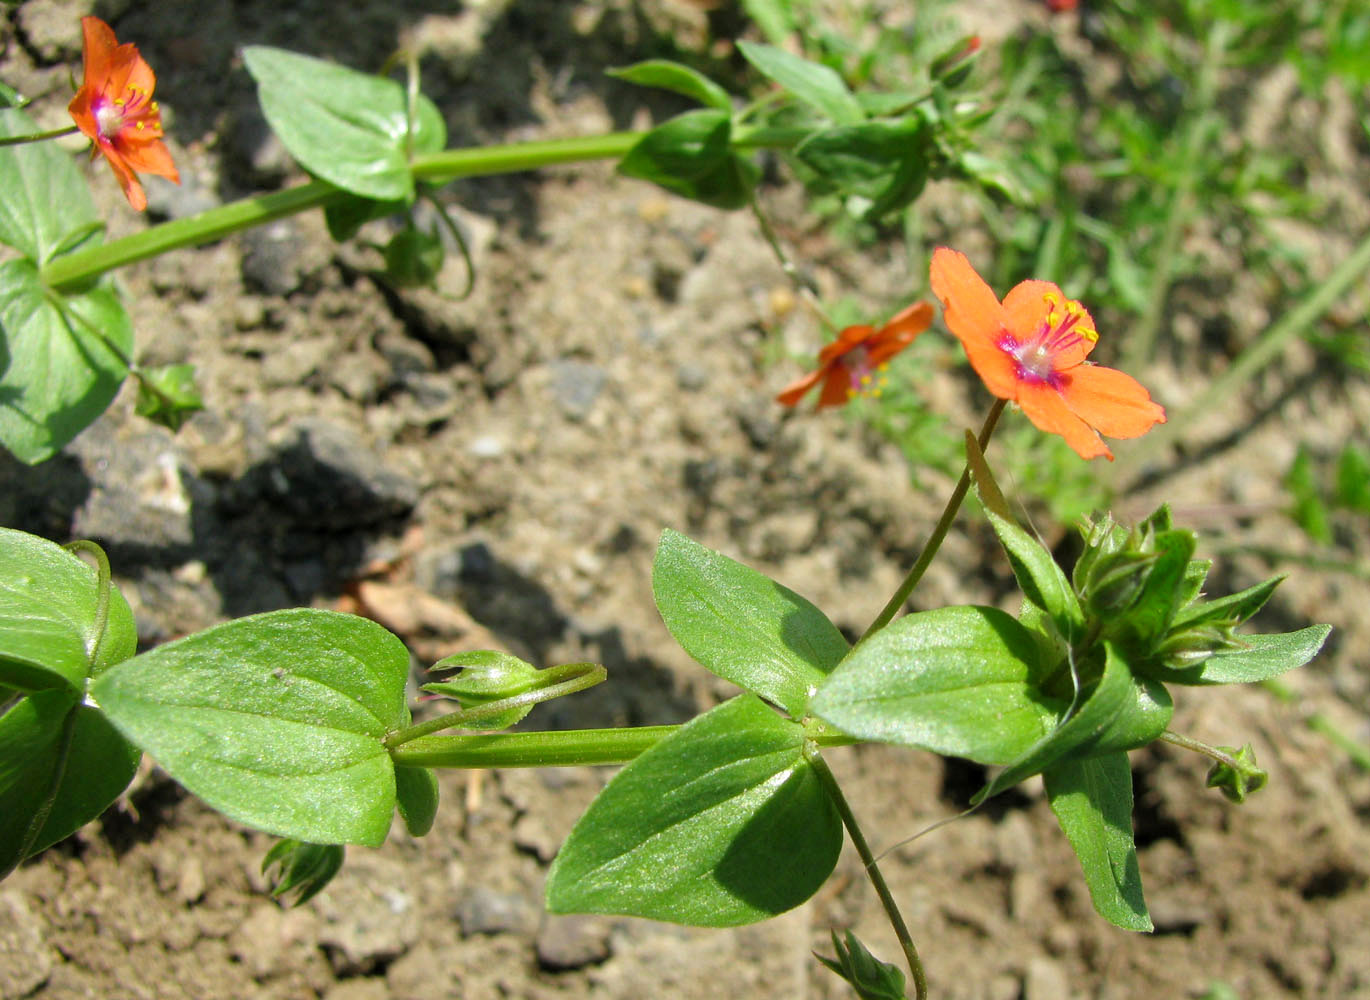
<box><xmin>1083</xmin><ymin>550</ymin><xmax>1155</xmax><ymax>616</ymax></box>
<box><xmin>423</xmin><ymin>650</ymin><xmax>539</xmax><ymax>729</ymax></box>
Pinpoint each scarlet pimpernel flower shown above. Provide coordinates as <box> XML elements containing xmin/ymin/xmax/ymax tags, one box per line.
<box><xmin>929</xmin><ymin>247</ymin><xmax>1164</xmax><ymax>460</ymax></box>
<box><xmin>776</xmin><ymin>301</ymin><xmax>933</xmax><ymax>409</ymax></box>
<box><xmin>68</xmin><ymin>16</ymin><xmax>179</xmax><ymax>212</ymax></box>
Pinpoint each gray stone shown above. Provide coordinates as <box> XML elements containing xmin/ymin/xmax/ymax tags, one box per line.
<box><xmin>144</xmin><ymin>171</ymin><xmax>221</xmax><ymax>221</ymax></box>
<box><xmin>314</xmin><ymin>866</ymin><xmax>420</xmax><ymax>975</ymax></box>
<box><xmin>0</xmin><ymin>891</ymin><xmax>52</xmax><ymax>999</ymax></box>
<box><xmin>454</xmin><ymin>886</ymin><xmax>537</xmax><ymax>937</ymax></box>
<box><xmin>548</xmin><ymin>360</ymin><xmax>606</xmax><ymax>421</ymax></box>
<box><xmin>535</xmin><ymin>915</ymin><xmax>612</xmax><ymax>971</ymax></box>
<box><xmin>241</xmin><ymin>220</ymin><xmax>312</xmax><ymax>296</ymax></box>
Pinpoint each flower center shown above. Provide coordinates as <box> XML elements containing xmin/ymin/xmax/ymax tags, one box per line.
<box><xmin>1000</xmin><ymin>291</ymin><xmax>1098</xmax><ymax>386</ymax></box>
<box><xmin>841</xmin><ymin>346</ymin><xmax>889</xmax><ymax>400</ymax></box>
<box><xmin>92</xmin><ymin>87</ymin><xmax>162</xmax><ymax>144</ymax></box>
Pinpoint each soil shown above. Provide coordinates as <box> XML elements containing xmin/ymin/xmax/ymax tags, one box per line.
<box><xmin>2</xmin><ymin>2</ymin><xmax>1368</xmax><ymax>999</ymax></box>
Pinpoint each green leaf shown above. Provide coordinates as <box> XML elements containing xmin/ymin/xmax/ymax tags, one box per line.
<box><xmin>1175</xmin><ymin>558</ymin><xmax>1212</xmax><ymax>610</ymax></box>
<box><xmin>1175</xmin><ymin>625</ymin><xmax>1331</xmax><ymax>685</ymax></box>
<box><xmin>739</xmin><ymin>0</ymin><xmax>797</xmax><ymax>46</ymax></box>
<box><xmin>0</xmin><ymin>82</ymin><xmax>28</xmax><ymax>108</ymax></box>
<box><xmin>323</xmin><ymin>194</ymin><xmax>407</xmax><ymax>242</ymax></box>
<box><xmin>0</xmin><ymin>260</ymin><xmax>132</xmax><ymax>464</ymax></box>
<box><xmin>545</xmin><ymin>694</ymin><xmax>841</xmax><ymax>926</ymax></box>
<box><xmin>92</xmin><ymin>609</ymin><xmax>412</xmax><ymax>846</ymax></box>
<box><xmin>134</xmin><ymin>363</ymin><xmax>203</xmax><ymax>432</ymax></box>
<box><xmin>0</xmin><ymin>691</ymin><xmax>140</xmax><ymax>878</ymax></box>
<box><xmin>983</xmin><ymin>507</ymin><xmax>1084</xmax><ymax>643</ymax></box>
<box><xmin>812</xmin><ymin>606</ymin><xmax>1062</xmax><ymax>764</ymax></box>
<box><xmin>1284</xmin><ymin>447</ymin><xmax>1331</xmax><ymax>544</ymax></box>
<box><xmin>1334</xmin><ymin>445</ymin><xmax>1370</xmax><ymax>513</ymax></box>
<box><xmin>243</xmin><ymin>46</ymin><xmax>446</xmax><ymax>202</ymax></box>
<box><xmin>1044</xmin><ymin>752</ymin><xmax>1152</xmax><ymax>931</ymax></box>
<box><xmin>394</xmin><ymin>765</ymin><xmax>438</xmax><ymax>837</ymax></box>
<box><xmin>966</xmin><ymin>430</ymin><xmax>1011</xmax><ymax>520</ymax></box>
<box><xmin>608</xmin><ymin>60</ymin><xmax>732</xmax><ymax>112</ymax></box>
<box><xmin>973</xmin><ymin>642</ymin><xmax>1138</xmax><ymax>804</ymax></box>
<box><xmin>793</xmin><ymin>119</ymin><xmax>929</xmax><ymax>210</ymax></box>
<box><xmin>0</xmin><ymin>528</ymin><xmax>137</xmax><ymax>693</ymax></box>
<box><xmin>617</xmin><ymin>109</ymin><xmax>758</xmax><ymax>210</ymax></box>
<box><xmin>0</xmin><ymin>108</ymin><xmax>99</xmax><ymax>262</ymax></box>
<box><xmin>1172</xmin><ymin>575</ymin><xmax>1283</xmax><ymax>630</ymax></box>
<box><xmin>1120</xmin><ymin>529</ymin><xmax>1195</xmax><ymax>645</ymax></box>
<box><xmin>736</xmin><ymin>41</ymin><xmax>864</xmax><ymax>125</ymax></box>
<box><xmin>652</xmin><ymin>528</ymin><xmax>848</xmax><ymax>718</ymax></box>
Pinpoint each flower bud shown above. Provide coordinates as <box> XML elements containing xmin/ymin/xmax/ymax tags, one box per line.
<box><xmin>423</xmin><ymin>650</ymin><xmax>539</xmax><ymax>730</ymax></box>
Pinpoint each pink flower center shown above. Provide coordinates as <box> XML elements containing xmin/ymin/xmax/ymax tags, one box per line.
<box><xmin>999</xmin><ymin>292</ymin><xmax>1098</xmax><ymax>387</ymax></box>
<box><xmin>92</xmin><ymin>87</ymin><xmax>161</xmax><ymax>145</ymax></box>
<box><xmin>840</xmin><ymin>345</ymin><xmax>888</xmax><ymax>399</ymax></box>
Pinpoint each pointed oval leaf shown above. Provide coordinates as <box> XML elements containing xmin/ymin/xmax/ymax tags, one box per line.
<box><xmin>91</xmin><ymin>609</ymin><xmax>411</xmax><ymax>846</ymax></box>
<box><xmin>982</xmin><ymin>506</ymin><xmax>1084</xmax><ymax>643</ymax></box>
<box><xmin>243</xmin><ymin>46</ymin><xmax>446</xmax><ymax>201</ymax></box>
<box><xmin>652</xmin><ymin>529</ymin><xmax>848</xmax><ymax>717</ymax></box>
<box><xmin>617</xmin><ymin>110</ymin><xmax>759</xmax><ymax>209</ymax></box>
<box><xmin>0</xmin><ymin>108</ymin><xmax>99</xmax><ymax>262</ymax></box>
<box><xmin>1044</xmin><ymin>752</ymin><xmax>1152</xmax><ymax>931</ymax></box>
<box><xmin>0</xmin><ymin>262</ymin><xmax>132</xmax><ymax>463</ymax></box>
<box><xmin>1178</xmin><ymin>625</ymin><xmax>1331</xmax><ymax>685</ymax></box>
<box><xmin>608</xmin><ymin>60</ymin><xmax>732</xmax><ymax>111</ymax></box>
<box><xmin>812</xmin><ymin>606</ymin><xmax>1062</xmax><ymax>764</ymax></box>
<box><xmin>0</xmin><ymin>690</ymin><xmax>139</xmax><ymax>879</ymax></box>
<box><xmin>545</xmin><ymin>694</ymin><xmax>841</xmax><ymax>926</ymax></box>
<box><xmin>0</xmin><ymin>528</ymin><xmax>136</xmax><ymax>693</ymax></box>
<box><xmin>736</xmin><ymin>41</ymin><xmax>864</xmax><ymax>125</ymax></box>
<box><xmin>394</xmin><ymin>765</ymin><xmax>438</xmax><ymax>837</ymax></box>
<box><xmin>1172</xmin><ymin>574</ymin><xmax>1283</xmax><ymax>630</ymax></box>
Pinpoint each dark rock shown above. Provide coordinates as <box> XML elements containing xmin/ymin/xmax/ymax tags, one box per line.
<box><xmin>239</xmin><ymin>420</ymin><xmax>418</xmax><ymax>530</ymax></box>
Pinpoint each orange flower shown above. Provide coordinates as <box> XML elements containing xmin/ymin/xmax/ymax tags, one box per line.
<box><xmin>776</xmin><ymin>301</ymin><xmax>933</xmax><ymax>409</ymax></box>
<box><xmin>929</xmin><ymin>247</ymin><xmax>1164</xmax><ymax>460</ymax></box>
<box><xmin>67</xmin><ymin>16</ymin><xmax>179</xmax><ymax>212</ymax></box>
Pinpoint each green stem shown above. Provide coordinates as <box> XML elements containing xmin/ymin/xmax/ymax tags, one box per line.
<box><xmin>861</xmin><ymin>398</ymin><xmax>1007</xmax><ymax>641</ymax></box>
<box><xmin>806</xmin><ymin>747</ymin><xmax>927</xmax><ymax>1000</ymax></box>
<box><xmin>390</xmin><ymin>724</ymin><xmax>857</xmax><ymax>769</ymax></box>
<box><xmin>41</xmin><ymin>132</ymin><xmax>643</xmax><ymax>292</ymax></box>
<box><xmin>1157</xmin><ymin>729</ymin><xmax>1244</xmax><ymax>770</ymax></box>
<box><xmin>1121</xmin><ymin>20</ymin><xmax>1231</xmax><ymax>372</ymax></box>
<box><xmin>42</xmin><ymin>181</ymin><xmax>346</xmax><ymax>291</ymax></box>
<box><xmin>0</xmin><ymin>124</ymin><xmax>80</xmax><ymax>147</ymax></box>
<box><xmin>39</xmin><ymin>123</ymin><xmax>814</xmax><ymax>293</ymax></box>
<box><xmin>1128</xmin><ymin>225</ymin><xmax>1370</xmax><ymax>468</ymax></box>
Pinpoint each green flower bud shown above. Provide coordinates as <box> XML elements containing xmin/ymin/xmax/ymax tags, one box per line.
<box><xmin>1206</xmin><ymin>744</ymin><xmax>1267</xmax><ymax>803</ymax></box>
<box><xmin>1083</xmin><ymin>550</ymin><xmax>1156</xmax><ymax>616</ymax></box>
<box><xmin>423</xmin><ymin>650</ymin><xmax>540</xmax><ymax>730</ymax></box>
